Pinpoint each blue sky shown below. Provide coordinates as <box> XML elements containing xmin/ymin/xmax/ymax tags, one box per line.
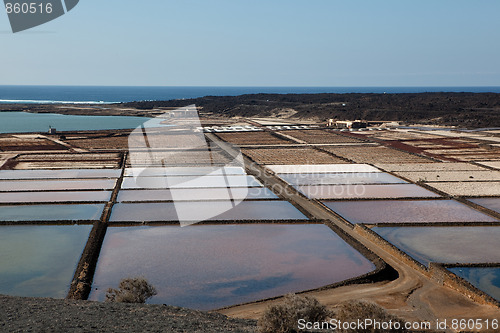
<box><xmin>1</xmin><ymin>0</ymin><xmax>499</xmax><ymax>86</ymax></box>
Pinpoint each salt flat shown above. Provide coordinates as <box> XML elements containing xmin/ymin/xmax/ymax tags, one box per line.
<box><xmin>396</xmin><ymin>170</ymin><xmax>500</xmax><ymax>182</ymax></box>
<box><xmin>375</xmin><ymin>162</ymin><xmax>487</xmax><ymax>172</ymax></box>
<box><xmin>425</xmin><ymin>181</ymin><xmax>500</xmax><ymax>197</ymax></box>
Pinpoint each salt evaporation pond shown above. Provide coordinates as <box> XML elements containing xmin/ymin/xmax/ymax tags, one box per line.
<box><xmin>124</xmin><ymin>166</ymin><xmax>247</xmax><ymax>177</ymax></box>
<box><xmin>0</xmin><ymin>204</ymin><xmax>104</xmax><ymax>221</ymax></box>
<box><xmin>0</xmin><ymin>225</ymin><xmax>91</xmax><ymax>297</ymax></box>
<box><xmin>89</xmin><ymin>224</ymin><xmax>375</xmax><ymax>310</ymax></box>
<box><xmin>296</xmin><ymin>184</ymin><xmax>439</xmax><ymax>199</ymax></box>
<box><xmin>0</xmin><ymin>191</ymin><xmax>111</xmax><ymax>203</ymax></box>
<box><xmin>110</xmin><ymin>201</ymin><xmax>307</xmax><ymax>222</ymax></box>
<box><xmin>121</xmin><ymin>175</ymin><xmax>262</xmax><ymax>189</ymax></box>
<box><xmin>449</xmin><ymin>267</ymin><xmax>500</xmax><ymax>302</ymax></box>
<box><xmin>0</xmin><ymin>111</ymin><xmax>168</xmax><ymax>133</ymax></box>
<box><xmin>278</xmin><ymin>172</ymin><xmax>406</xmax><ymax>185</ymax></box>
<box><xmin>117</xmin><ymin>188</ymin><xmax>278</xmax><ymax>202</ymax></box>
<box><xmin>0</xmin><ymin>179</ymin><xmax>116</xmax><ymax>191</ymax></box>
<box><xmin>324</xmin><ymin>200</ymin><xmax>498</xmax><ymax>224</ymax></box>
<box><xmin>469</xmin><ymin>198</ymin><xmax>500</xmax><ymax>214</ymax></box>
<box><xmin>373</xmin><ymin>226</ymin><xmax>500</xmax><ymax>265</ymax></box>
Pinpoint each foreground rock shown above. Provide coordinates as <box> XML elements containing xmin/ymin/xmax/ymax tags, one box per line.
<box><xmin>0</xmin><ymin>295</ymin><xmax>256</xmax><ymax>333</ymax></box>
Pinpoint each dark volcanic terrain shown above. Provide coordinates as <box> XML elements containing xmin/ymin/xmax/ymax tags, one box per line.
<box><xmin>0</xmin><ymin>295</ymin><xmax>256</xmax><ymax>333</ymax></box>
<box><xmin>123</xmin><ymin>92</ymin><xmax>500</xmax><ymax>128</ymax></box>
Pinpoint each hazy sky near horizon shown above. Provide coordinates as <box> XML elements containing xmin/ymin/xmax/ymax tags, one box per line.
<box><xmin>1</xmin><ymin>0</ymin><xmax>499</xmax><ymax>86</ymax></box>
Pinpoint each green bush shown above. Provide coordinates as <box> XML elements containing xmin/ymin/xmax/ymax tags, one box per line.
<box><xmin>105</xmin><ymin>277</ymin><xmax>157</xmax><ymax>304</ymax></box>
<box><xmin>336</xmin><ymin>301</ymin><xmax>409</xmax><ymax>333</ymax></box>
<box><xmin>258</xmin><ymin>293</ymin><xmax>330</xmax><ymax>333</ymax></box>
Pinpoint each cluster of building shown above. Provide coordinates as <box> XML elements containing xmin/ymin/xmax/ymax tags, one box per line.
<box><xmin>326</xmin><ymin>119</ymin><xmax>368</xmax><ymax>129</ymax></box>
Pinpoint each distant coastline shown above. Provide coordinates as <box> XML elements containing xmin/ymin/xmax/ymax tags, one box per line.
<box><xmin>1</xmin><ymin>91</ymin><xmax>500</xmax><ymax>128</ymax></box>
<box><xmin>1</xmin><ymin>85</ymin><xmax>500</xmax><ymax>104</ymax></box>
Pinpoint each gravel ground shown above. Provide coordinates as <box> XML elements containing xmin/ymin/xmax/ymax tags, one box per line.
<box><xmin>216</xmin><ymin>132</ymin><xmax>290</xmax><ymax>145</ymax></box>
<box><xmin>243</xmin><ymin>147</ymin><xmax>344</xmax><ymax>165</ymax></box>
<box><xmin>375</xmin><ymin>162</ymin><xmax>487</xmax><ymax>172</ymax></box>
<box><xmin>277</xmin><ymin>130</ymin><xmax>363</xmax><ymax>144</ymax></box>
<box><xmin>0</xmin><ymin>295</ymin><xmax>257</xmax><ymax>333</ymax></box>
<box><xmin>395</xmin><ymin>170</ymin><xmax>500</xmax><ymax>182</ymax></box>
<box><xmin>425</xmin><ymin>181</ymin><xmax>500</xmax><ymax>197</ymax></box>
<box><xmin>478</xmin><ymin>161</ymin><xmax>500</xmax><ymax>170</ymax></box>
<box><xmin>322</xmin><ymin>146</ymin><xmax>433</xmax><ymax>164</ymax></box>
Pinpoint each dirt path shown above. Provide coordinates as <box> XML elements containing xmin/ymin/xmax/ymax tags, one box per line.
<box><xmin>0</xmin><ymin>153</ymin><xmax>16</xmax><ymax>169</ymax></box>
<box><xmin>208</xmin><ymin>136</ymin><xmax>500</xmax><ymax>331</ymax></box>
<box><xmin>220</xmin><ymin>231</ymin><xmax>500</xmax><ymax>330</ymax></box>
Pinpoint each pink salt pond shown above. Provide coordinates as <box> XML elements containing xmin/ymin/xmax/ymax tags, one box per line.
<box><xmin>373</xmin><ymin>226</ymin><xmax>500</xmax><ymax>265</ymax></box>
<box><xmin>89</xmin><ymin>224</ymin><xmax>375</xmax><ymax>310</ymax></box>
<box><xmin>296</xmin><ymin>184</ymin><xmax>440</xmax><ymax>199</ymax></box>
<box><xmin>323</xmin><ymin>200</ymin><xmax>498</xmax><ymax>224</ymax></box>
<box><xmin>109</xmin><ymin>201</ymin><xmax>307</xmax><ymax>222</ymax></box>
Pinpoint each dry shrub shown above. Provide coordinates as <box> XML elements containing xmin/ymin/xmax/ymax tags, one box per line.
<box><xmin>105</xmin><ymin>277</ymin><xmax>157</xmax><ymax>304</ymax></box>
<box><xmin>258</xmin><ymin>293</ymin><xmax>330</xmax><ymax>333</ymax></box>
<box><xmin>336</xmin><ymin>300</ymin><xmax>409</xmax><ymax>333</ymax></box>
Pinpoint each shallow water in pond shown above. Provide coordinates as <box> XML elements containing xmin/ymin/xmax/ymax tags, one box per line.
<box><xmin>0</xmin><ymin>204</ymin><xmax>104</xmax><ymax>221</ymax></box>
<box><xmin>121</xmin><ymin>175</ymin><xmax>262</xmax><ymax>189</ymax></box>
<box><xmin>279</xmin><ymin>172</ymin><xmax>406</xmax><ymax>185</ymax></box>
<box><xmin>0</xmin><ymin>191</ymin><xmax>111</xmax><ymax>203</ymax></box>
<box><xmin>0</xmin><ymin>179</ymin><xmax>116</xmax><ymax>191</ymax></box>
<box><xmin>0</xmin><ymin>111</ymin><xmax>166</xmax><ymax>133</ymax></box>
<box><xmin>0</xmin><ymin>169</ymin><xmax>120</xmax><ymax>180</ymax></box>
<box><xmin>110</xmin><ymin>201</ymin><xmax>307</xmax><ymax>222</ymax></box>
<box><xmin>0</xmin><ymin>225</ymin><xmax>92</xmax><ymax>297</ymax></box>
<box><xmin>373</xmin><ymin>226</ymin><xmax>500</xmax><ymax>265</ymax></box>
<box><xmin>324</xmin><ymin>200</ymin><xmax>497</xmax><ymax>224</ymax></box>
<box><xmin>117</xmin><ymin>187</ymin><xmax>278</xmax><ymax>202</ymax></box>
<box><xmin>296</xmin><ymin>184</ymin><xmax>440</xmax><ymax>199</ymax></box>
<box><xmin>469</xmin><ymin>198</ymin><xmax>500</xmax><ymax>214</ymax></box>
<box><xmin>124</xmin><ymin>166</ymin><xmax>246</xmax><ymax>177</ymax></box>
<box><xmin>448</xmin><ymin>267</ymin><xmax>500</xmax><ymax>302</ymax></box>
<box><xmin>89</xmin><ymin>224</ymin><xmax>375</xmax><ymax>310</ymax></box>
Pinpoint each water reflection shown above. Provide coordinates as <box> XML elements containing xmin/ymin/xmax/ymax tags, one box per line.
<box><xmin>449</xmin><ymin>267</ymin><xmax>500</xmax><ymax>302</ymax></box>
<box><xmin>0</xmin><ymin>111</ymin><xmax>166</xmax><ymax>133</ymax></box>
<box><xmin>90</xmin><ymin>224</ymin><xmax>375</xmax><ymax>310</ymax></box>
<box><xmin>0</xmin><ymin>191</ymin><xmax>111</xmax><ymax>203</ymax></box>
<box><xmin>324</xmin><ymin>200</ymin><xmax>498</xmax><ymax>224</ymax></box>
<box><xmin>124</xmin><ymin>166</ymin><xmax>246</xmax><ymax>177</ymax></box>
<box><xmin>117</xmin><ymin>188</ymin><xmax>278</xmax><ymax>202</ymax></box>
<box><xmin>279</xmin><ymin>172</ymin><xmax>406</xmax><ymax>185</ymax></box>
<box><xmin>0</xmin><ymin>225</ymin><xmax>92</xmax><ymax>297</ymax></box>
<box><xmin>297</xmin><ymin>184</ymin><xmax>439</xmax><ymax>199</ymax></box>
<box><xmin>0</xmin><ymin>204</ymin><xmax>104</xmax><ymax>221</ymax></box>
<box><xmin>0</xmin><ymin>179</ymin><xmax>116</xmax><ymax>191</ymax></box>
<box><xmin>373</xmin><ymin>226</ymin><xmax>500</xmax><ymax>265</ymax></box>
<box><xmin>121</xmin><ymin>175</ymin><xmax>262</xmax><ymax>189</ymax></box>
<box><xmin>469</xmin><ymin>198</ymin><xmax>500</xmax><ymax>214</ymax></box>
<box><xmin>110</xmin><ymin>201</ymin><xmax>307</xmax><ymax>222</ymax></box>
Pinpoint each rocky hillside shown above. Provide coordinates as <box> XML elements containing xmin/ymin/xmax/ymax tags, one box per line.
<box><xmin>124</xmin><ymin>92</ymin><xmax>500</xmax><ymax>128</ymax></box>
<box><xmin>0</xmin><ymin>295</ymin><xmax>256</xmax><ymax>332</ymax></box>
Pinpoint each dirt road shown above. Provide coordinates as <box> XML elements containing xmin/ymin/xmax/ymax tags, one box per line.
<box><xmin>207</xmin><ymin>135</ymin><xmax>500</xmax><ymax>331</ymax></box>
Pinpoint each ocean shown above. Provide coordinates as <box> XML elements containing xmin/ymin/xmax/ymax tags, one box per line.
<box><xmin>1</xmin><ymin>85</ymin><xmax>499</xmax><ymax>104</ymax></box>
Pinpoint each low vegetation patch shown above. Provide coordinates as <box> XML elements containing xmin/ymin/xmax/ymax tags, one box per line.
<box><xmin>105</xmin><ymin>277</ymin><xmax>157</xmax><ymax>304</ymax></box>
<box><xmin>258</xmin><ymin>293</ymin><xmax>330</xmax><ymax>333</ymax></box>
<box><xmin>336</xmin><ymin>300</ymin><xmax>409</xmax><ymax>333</ymax></box>
<box><xmin>258</xmin><ymin>295</ymin><xmax>416</xmax><ymax>333</ymax></box>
